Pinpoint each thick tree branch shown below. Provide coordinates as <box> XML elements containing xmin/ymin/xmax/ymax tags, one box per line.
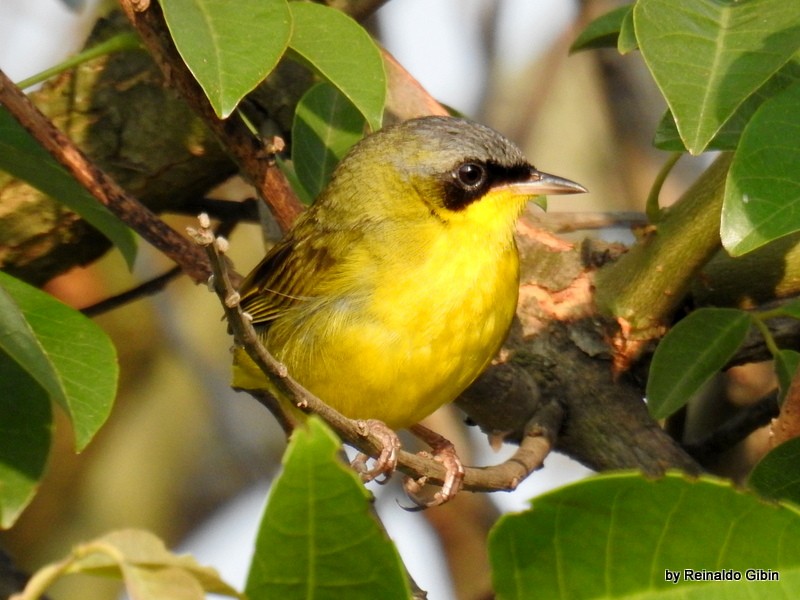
<box><xmin>694</xmin><ymin>232</ymin><xmax>800</xmax><ymax>307</ymax></box>
<box><xmin>457</xmin><ymin>218</ymin><xmax>703</xmax><ymax>476</ymax></box>
<box><xmin>382</xmin><ymin>49</ymin><xmax>448</xmax><ymax>121</ymax></box>
<box><xmin>594</xmin><ymin>153</ymin><xmax>733</xmax><ymax>369</ymax></box>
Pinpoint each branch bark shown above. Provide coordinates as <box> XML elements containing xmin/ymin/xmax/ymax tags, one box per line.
<box><xmin>457</xmin><ymin>218</ymin><xmax>702</xmax><ymax>476</ymax></box>
<box><xmin>594</xmin><ymin>153</ymin><xmax>733</xmax><ymax>370</ymax></box>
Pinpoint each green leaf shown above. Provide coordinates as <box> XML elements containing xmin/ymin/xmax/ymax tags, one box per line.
<box><xmin>647</xmin><ymin>308</ymin><xmax>752</xmax><ymax>419</ymax></box>
<box><xmin>0</xmin><ymin>354</ymin><xmax>51</xmax><ymax>529</ymax></box>
<box><xmin>750</xmin><ymin>438</ymin><xmax>800</xmax><ymax>506</ymax></box>
<box><xmin>160</xmin><ymin>0</ymin><xmax>292</xmax><ymax>119</ymax></box>
<box><xmin>722</xmin><ymin>82</ymin><xmax>800</xmax><ymax>256</ymax></box>
<box><xmin>0</xmin><ymin>107</ymin><xmax>137</xmax><ymax>268</ymax></box>
<box><xmin>569</xmin><ymin>5</ymin><xmax>632</xmax><ymax>54</ymax></box>
<box><xmin>245</xmin><ymin>417</ymin><xmax>410</xmax><ymax>600</ymax></box>
<box><xmin>0</xmin><ymin>278</ymin><xmax>65</xmax><ymax>405</ymax></box>
<box><xmin>617</xmin><ymin>6</ymin><xmax>637</xmax><ymax>55</ymax></box>
<box><xmin>16</xmin><ymin>31</ymin><xmax>143</xmax><ymax>91</ymax></box>
<box><xmin>292</xmin><ymin>82</ymin><xmax>366</xmax><ymax>200</ymax></box>
<box><xmin>774</xmin><ymin>349</ymin><xmax>800</xmax><ymax>402</ymax></box>
<box><xmin>490</xmin><ymin>472</ymin><xmax>800</xmax><ymax>600</ymax></box>
<box><xmin>635</xmin><ymin>0</ymin><xmax>800</xmax><ymax>155</ymax></box>
<box><xmin>288</xmin><ymin>2</ymin><xmax>385</xmax><ymax>132</ymax></box>
<box><xmin>654</xmin><ymin>58</ymin><xmax>800</xmax><ymax>152</ymax></box>
<box><xmin>275</xmin><ymin>156</ymin><xmax>313</xmax><ymax>205</ymax></box>
<box><xmin>0</xmin><ymin>272</ymin><xmax>117</xmax><ymax>451</ymax></box>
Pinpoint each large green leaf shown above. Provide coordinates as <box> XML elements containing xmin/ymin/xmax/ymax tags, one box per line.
<box><xmin>0</xmin><ymin>107</ymin><xmax>137</xmax><ymax>268</ymax></box>
<box><xmin>292</xmin><ymin>82</ymin><xmax>366</xmax><ymax>200</ymax></box>
<box><xmin>160</xmin><ymin>0</ymin><xmax>292</xmax><ymax>119</ymax></box>
<box><xmin>721</xmin><ymin>82</ymin><xmax>800</xmax><ymax>256</ymax></box>
<box><xmin>0</xmin><ymin>272</ymin><xmax>117</xmax><ymax>451</ymax></box>
<box><xmin>490</xmin><ymin>472</ymin><xmax>800</xmax><ymax>600</ymax></box>
<box><xmin>750</xmin><ymin>438</ymin><xmax>800</xmax><ymax>506</ymax></box>
<box><xmin>635</xmin><ymin>0</ymin><xmax>800</xmax><ymax>155</ymax></box>
<box><xmin>0</xmin><ymin>354</ymin><xmax>51</xmax><ymax>529</ymax></box>
<box><xmin>654</xmin><ymin>57</ymin><xmax>800</xmax><ymax>152</ymax></box>
<box><xmin>647</xmin><ymin>308</ymin><xmax>752</xmax><ymax>419</ymax></box>
<box><xmin>288</xmin><ymin>2</ymin><xmax>385</xmax><ymax>132</ymax></box>
<box><xmin>246</xmin><ymin>417</ymin><xmax>409</xmax><ymax>600</ymax></box>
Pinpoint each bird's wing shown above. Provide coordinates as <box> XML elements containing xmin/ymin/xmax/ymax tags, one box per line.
<box><xmin>237</xmin><ymin>228</ymin><xmax>339</xmax><ymax>327</ymax></box>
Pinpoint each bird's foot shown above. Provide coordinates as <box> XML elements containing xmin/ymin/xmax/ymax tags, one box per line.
<box><xmin>352</xmin><ymin>419</ymin><xmax>401</xmax><ymax>484</ymax></box>
<box><xmin>403</xmin><ymin>424</ymin><xmax>465</xmax><ymax>509</ymax></box>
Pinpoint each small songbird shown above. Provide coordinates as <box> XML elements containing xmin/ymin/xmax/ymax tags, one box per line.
<box><xmin>233</xmin><ymin>116</ymin><xmax>585</xmax><ymax>433</ymax></box>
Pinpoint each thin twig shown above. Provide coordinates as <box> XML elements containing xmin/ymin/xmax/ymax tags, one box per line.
<box><xmin>645</xmin><ymin>152</ymin><xmax>682</xmax><ymax>223</ymax></box>
<box><xmin>80</xmin><ymin>266</ymin><xmax>182</xmax><ymax>317</ymax></box>
<box><xmin>683</xmin><ymin>394</ymin><xmax>779</xmax><ymax>464</ymax></box>
<box><xmin>189</xmin><ymin>216</ymin><xmax>557</xmax><ymax>495</ymax></box>
<box><xmin>166</xmin><ymin>197</ymin><xmax>260</xmax><ymax>223</ymax></box>
<box><xmin>536</xmin><ymin>211</ymin><xmax>647</xmax><ymax>233</ymax></box>
<box><xmin>0</xmin><ymin>68</ymin><xmax>211</xmax><ymax>283</ymax></box>
<box><xmin>80</xmin><ymin>215</ymin><xmax>245</xmax><ymax>317</ymax></box>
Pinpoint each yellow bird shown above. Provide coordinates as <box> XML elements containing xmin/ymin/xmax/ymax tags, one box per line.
<box><xmin>233</xmin><ymin>116</ymin><xmax>585</xmax><ymax>431</ymax></box>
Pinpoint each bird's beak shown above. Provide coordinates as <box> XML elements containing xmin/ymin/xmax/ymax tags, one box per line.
<box><xmin>496</xmin><ymin>168</ymin><xmax>586</xmax><ymax>210</ymax></box>
<box><xmin>501</xmin><ymin>168</ymin><xmax>588</xmax><ymax>196</ymax></box>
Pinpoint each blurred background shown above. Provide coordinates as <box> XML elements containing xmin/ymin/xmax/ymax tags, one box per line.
<box><xmin>0</xmin><ymin>1</ymin><xmax>707</xmax><ymax>598</ymax></box>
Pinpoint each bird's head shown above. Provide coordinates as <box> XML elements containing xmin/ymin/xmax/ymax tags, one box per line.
<box><xmin>317</xmin><ymin>116</ymin><xmax>586</xmax><ymax>233</ymax></box>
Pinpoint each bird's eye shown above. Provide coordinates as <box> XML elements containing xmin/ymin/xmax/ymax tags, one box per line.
<box><xmin>455</xmin><ymin>162</ymin><xmax>487</xmax><ymax>190</ymax></box>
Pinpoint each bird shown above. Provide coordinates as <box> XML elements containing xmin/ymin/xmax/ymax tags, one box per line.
<box><xmin>232</xmin><ymin>116</ymin><xmax>585</xmax><ymax>483</ymax></box>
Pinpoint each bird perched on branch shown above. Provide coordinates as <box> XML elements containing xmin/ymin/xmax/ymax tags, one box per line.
<box><xmin>232</xmin><ymin>116</ymin><xmax>585</xmax><ymax>501</ymax></box>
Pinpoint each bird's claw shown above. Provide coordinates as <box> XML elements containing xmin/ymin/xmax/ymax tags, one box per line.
<box><xmin>403</xmin><ymin>437</ymin><xmax>465</xmax><ymax>509</ymax></box>
<box><xmin>352</xmin><ymin>419</ymin><xmax>401</xmax><ymax>483</ymax></box>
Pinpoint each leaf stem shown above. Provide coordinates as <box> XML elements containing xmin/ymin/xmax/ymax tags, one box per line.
<box><xmin>645</xmin><ymin>151</ymin><xmax>682</xmax><ymax>223</ymax></box>
<box><xmin>16</xmin><ymin>32</ymin><xmax>142</xmax><ymax>90</ymax></box>
<box><xmin>10</xmin><ymin>558</ymin><xmax>71</xmax><ymax>600</ymax></box>
<box><xmin>753</xmin><ymin>315</ymin><xmax>782</xmax><ymax>358</ymax></box>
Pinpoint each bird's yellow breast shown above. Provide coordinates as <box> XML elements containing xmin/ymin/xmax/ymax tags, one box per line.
<box><xmin>234</xmin><ymin>191</ymin><xmax>524</xmax><ymax>429</ymax></box>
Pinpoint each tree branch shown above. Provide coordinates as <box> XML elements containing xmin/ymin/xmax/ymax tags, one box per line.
<box><xmin>457</xmin><ymin>218</ymin><xmax>703</xmax><ymax>476</ymax></box>
<box><xmin>80</xmin><ymin>266</ymin><xmax>182</xmax><ymax>316</ymax></box>
<box><xmin>694</xmin><ymin>232</ymin><xmax>800</xmax><ymax>307</ymax></box>
<box><xmin>594</xmin><ymin>153</ymin><xmax>733</xmax><ymax>370</ymax></box>
<box><xmin>683</xmin><ymin>394</ymin><xmax>779</xmax><ymax>464</ymax></box>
